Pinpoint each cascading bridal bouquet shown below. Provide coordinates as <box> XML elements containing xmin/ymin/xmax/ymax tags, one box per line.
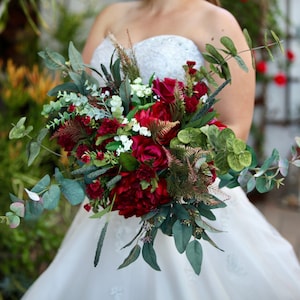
<box><xmin>3</xmin><ymin>34</ymin><xmax>300</xmax><ymax>275</ymax></box>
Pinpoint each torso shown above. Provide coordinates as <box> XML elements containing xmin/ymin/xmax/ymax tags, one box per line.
<box><xmin>91</xmin><ymin>0</ymin><xmax>231</xmax><ymax>55</ymax></box>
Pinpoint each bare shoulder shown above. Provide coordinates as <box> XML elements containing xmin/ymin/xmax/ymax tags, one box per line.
<box><xmin>82</xmin><ymin>1</ymin><xmax>137</xmax><ymax>63</ymax></box>
<box><xmin>192</xmin><ymin>1</ymin><xmax>246</xmax><ymax>50</ymax></box>
<box><xmin>91</xmin><ymin>2</ymin><xmax>137</xmax><ymax>36</ymax></box>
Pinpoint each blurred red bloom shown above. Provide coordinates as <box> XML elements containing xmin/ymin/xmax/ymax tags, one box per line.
<box><xmin>286</xmin><ymin>49</ymin><xmax>295</xmax><ymax>62</ymax></box>
<box><xmin>273</xmin><ymin>72</ymin><xmax>287</xmax><ymax>86</ymax></box>
<box><xmin>256</xmin><ymin>61</ymin><xmax>267</xmax><ymax>74</ymax></box>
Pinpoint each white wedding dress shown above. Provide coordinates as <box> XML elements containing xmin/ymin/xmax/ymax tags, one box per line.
<box><xmin>22</xmin><ymin>35</ymin><xmax>300</xmax><ymax>300</ymax></box>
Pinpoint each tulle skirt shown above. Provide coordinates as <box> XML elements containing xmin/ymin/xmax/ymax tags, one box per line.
<box><xmin>22</xmin><ymin>185</ymin><xmax>300</xmax><ymax>300</ymax></box>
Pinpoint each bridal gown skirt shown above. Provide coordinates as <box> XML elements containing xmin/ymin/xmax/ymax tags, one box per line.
<box><xmin>22</xmin><ymin>185</ymin><xmax>300</xmax><ymax>300</ymax></box>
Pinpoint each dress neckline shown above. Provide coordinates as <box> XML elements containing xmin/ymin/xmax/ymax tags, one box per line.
<box><xmin>99</xmin><ymin>34</ymin><xmax>199</xmax><ymax>51</ymax></box>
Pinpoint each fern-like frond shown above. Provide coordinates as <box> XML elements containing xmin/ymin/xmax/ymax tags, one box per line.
<box><xmin>109</xmin><ymin>32</ymin><xmax>140</xmax><ymax>81</ymax></box>
<box><xmin>149</xmin><ymin>120</ymin><xmax>180</xmax><ymax>145</ymax></box>
<box><xmin>51</xmin><ymin>119</ymin><xmax>91</xmax><ymax>145</ymax></box>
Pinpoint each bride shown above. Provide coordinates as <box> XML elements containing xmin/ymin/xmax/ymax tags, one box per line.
<box><xmin>22</xmin><ymin>0</ymin><xmax>300</xmax><ymax>299</ymax></box>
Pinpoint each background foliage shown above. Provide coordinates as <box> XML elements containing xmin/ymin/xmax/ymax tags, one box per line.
<box><xmin>0</xmin><ymin>0</ymin><xmax>283</xmax><ymax>298</ymax></box>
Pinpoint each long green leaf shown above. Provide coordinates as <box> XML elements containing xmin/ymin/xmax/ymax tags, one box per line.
<box><xmin>186</xmin><ymin>240</ymin><xmax>203</xmax><ymax>275</ymax></box>
<box><xmin>172</xmin><ymin>220</ymin><xmax>193</xmax><ymax>253</ymax></box>
<box><xmin>94</xmin><ymin>222</ymin><xmax>108</xmax><ymax>267</ymax></box>
<box><xmin>142</xmin><ymin>242</ymin><xmax>161</xmax><ymax>271</ymax></box>
<box><xmin>118</xmin><ymin>244</ymin><xmax>141</xmax><ymax>269</ymax></box>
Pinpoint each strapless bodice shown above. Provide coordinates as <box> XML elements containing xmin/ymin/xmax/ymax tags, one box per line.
<box><xmin>90</xmin><ymin>35</ymin><xmax>204</xmax><ymax>83</ymax></box>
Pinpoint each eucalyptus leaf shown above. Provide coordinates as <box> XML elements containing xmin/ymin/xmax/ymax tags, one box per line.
<box><xmin>172</xmin><ymin>220</ymin><xmax>193</xmax><ymax>253</ymax></box>
<box><xmin>195</xmin><ymin>216</ymin><xmax>222</xmax><ymax>233</ymax></box>
<box><xmin>38</xmin><ymin>49</ymin><xmax>66</xmax><ymax>71</ymax></box>
<box><xmin>118</xmin><ymin>244</ymin><xmax>141</xmax><ymax>269</ymax></box>
<box><xmin>9</xmin><ymin>117</ymin><xmax>33</xmax><ymax>139</ymax></box>
<box><xmin>5</xmin><ymin>213</ymin><xmax>20</xmax><ymax>229</ymax></box>
<box><xmin>48</xmin><ymin>82</ymin><xmax>80</xmax><ymax>96</ymax></box>
<box><xmin>142</xmin><ymin>242</ymin><xmax>161</xmax><ymax>271</ymax></box>
<box><xmin>278</xmin><ymin>157</ymin><xmax>289</xmax><ymax>177</ymax></box>
<box><xmin>10</xmin><ymin>202</ymin><xmax>25</xmax><ymax>218</ymax></box>
<box><xmin>31</xmin><ymin>174</ymin><xmax>51</xmax><ymax>193</ymax></box>
<box><xmin>60</xmin><ymin>178</ymin><xmax>85</xmax><ymax>205</ymax></box>
<box><xmin>94</xmin><ymin>222</ymin><xmax>108</xmax><ymax>267</ymax></box>
<box><xmin>186</xmin><ymin>240</ymin><xmax>203</xmax><ymax>275</ymax></box>
<box><xmin>27</xmin><ymin>140</ymin><xmax>41</xmax><ymax>166</ymax></box>
<box><xmin>42</xmin><ymin>184</ymin><xmax>61</xmax><ymax>210</ymax></box>
<box><xmin>68</xmin><ymin>41</ymin><xmax>84</xmax><ymax>72</ymax></box>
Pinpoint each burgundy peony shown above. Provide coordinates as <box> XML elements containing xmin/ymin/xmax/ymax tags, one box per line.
<box><xmin>111</xmin><ymin>172</ymin><xmax>171</xmax><ymax>217</ymax></box>
<box><xmin>97</xmin><ymin>118</ymin><xmax>121</xmax><ymax>136</ymax></box>
<box><xmin>131</xmin><ymin>135</ymin><xmax>169</xmax><ymax>170</ymax></box>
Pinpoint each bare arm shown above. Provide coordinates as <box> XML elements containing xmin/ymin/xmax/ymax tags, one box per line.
<box><xmin>200</xmin><ymin>8</ymin><xmax>255</xmax><ymax>141</ymax></box>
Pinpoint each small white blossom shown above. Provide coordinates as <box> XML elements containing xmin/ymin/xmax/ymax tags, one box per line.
<box><xmin>139</xmin><ymin>126</ymin><xmax>151</xmax><ymax>137</ymax></box>
<box><xmin>201</xmin><ymin>94</ymin><xmax>208</xmax><ymax>103</ymax></box>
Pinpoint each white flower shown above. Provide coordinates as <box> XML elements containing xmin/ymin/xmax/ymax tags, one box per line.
<box><xmin>201</xmin><ymin>94</ymin><xmax>208</xmax><ymax>103</ymax></box>
<box><xmin>114</xmin><ymin>135</ymin><xmax>133</xmax><ymax>156</ymax></box>
<box><xmin>139</xmin><ymin>126</ymin><xmax>151</xmax><ymax>137</ymax></box>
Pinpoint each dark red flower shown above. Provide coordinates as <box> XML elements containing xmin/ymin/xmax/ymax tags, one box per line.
<box><xmin>83</xmin><ymin>203</ymin><xmax>92</xmax><ymax>212</ymax></box>
<box><xmin>184</xmin><ymin>95</ymin><xmax>199</xmax><ymax>113</ymax></box>
<box><xmin>193</xmin><ymin>81</ymin><xmax>208</xmax><ymax>98</ymax></box>
<box><xmin>131</xmin><ymin>135</ymin><xmax>169</xmax><ymax>170</ymax></box>
<box><xmin>68</xmin><ymin>104</ymin><xmax>76</xmax><ymax>112</ymax></box>
<box><xmin>273</xmin><ymin>72</ymin><xmax>287</xmax><ymax>86</ymax></box>
<box><xmin>82</xmin><ymin>116</ymin><xmax>91</xmax><ymax>126</ymax></box>
<box><xmin>97</xmin><ymin>118</ymin><xmax>121</xmax><ymax>136</ymax></box>
<box><xmin>96</xmin><ymin>151</ymin><xmax>105</xmax><ymax>160</ymax></box>
<box><xmin>111</xmin><ymin>172</ymin><xmax>171</xmax><ymax>217</ymax></box>
<box><xmin>136</xmin><ymin>163</ymin><xmax>157</xmax><ymax>181</ymax></box>
<box><xmin>86</xmin><ymin>179</ymin><xmax>104</xmax><ymax>200</ymax></box>
<box><xmin>76</xmin><ymin>144</ymin><xmax>90</xmax><ymax>160</ymax></box>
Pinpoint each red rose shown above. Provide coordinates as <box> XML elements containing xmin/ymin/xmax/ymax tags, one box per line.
<box><xmin>152</xmin><ymin>78</ymin><xmax>184</xmax><ymax>104</ymax></box>
<box><xmin>111</xmin><ymin>172</ymin><xmax>171</xmax><ymax>217</ymax></box>
<box><xmin>131</xmin><ymin>135</ymin><xmax>169</xmax><ymax>170</ymax></box>
<box><xmin>135</xmin><ymin>102</ymin><xmax>172</xmax><ymax>127</ymax></box>
<box><xmin>184</xmin><ymin>95</ymin><xmax>199</xmax><ymax>113</ymax></box>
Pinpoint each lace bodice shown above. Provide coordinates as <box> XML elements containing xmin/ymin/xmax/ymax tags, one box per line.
<box><xmin>90</xmin><ymin>35</ymin><xmax>204</xmax><ymax>83</ymax></box>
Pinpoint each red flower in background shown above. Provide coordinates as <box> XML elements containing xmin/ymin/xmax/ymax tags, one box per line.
<box><xmin>273</xmin><ymin>72</ymin><xmax>287</xmax><ymax>86</ymax></box>
<box><xmin>256</xmin><ymin>61</ymin><xmax>268</xmax><ymax>74</ymax></box>
<box><xmin>286</xmin><ymin>49</ymin><xmax>295</xmax><ymax>62</ymax></box>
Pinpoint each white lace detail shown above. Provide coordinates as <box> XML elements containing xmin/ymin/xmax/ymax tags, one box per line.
<box><xmin>110</xmin><ymin>286</ymin><xmax>123</xmax><ymax>300</ymax></box>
